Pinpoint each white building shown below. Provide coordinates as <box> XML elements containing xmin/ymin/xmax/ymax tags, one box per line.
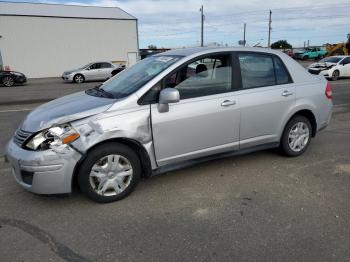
<box><xmin>0</xmin><ymin>2</ymin><xmax>139</xmax><ymax>78</ymax></box>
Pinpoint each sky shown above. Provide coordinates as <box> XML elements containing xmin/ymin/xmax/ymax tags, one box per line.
<box><xmin>3</xmin><ymin>0</ymin><xmax>350</xmax><ymax>48</ymax></box>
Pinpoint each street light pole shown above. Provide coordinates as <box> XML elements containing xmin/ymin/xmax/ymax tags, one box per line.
<box><xmin>268</xmin><ymin>10</ymin><xmax>272</xmax><ymax>48</ymax></box>
<box><xmin>200</xmin><ymin>5</ymin><xmax>204</xmax><ymax>47</ymax></box>
<box><xmin>243</xmin><ymin>23</ymin><xmax>246</xmax><ymax>46</ymax></box>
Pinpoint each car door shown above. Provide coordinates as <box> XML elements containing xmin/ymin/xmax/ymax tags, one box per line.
<box><xmin>150</xmin><ymin>53</ymin><xmax>240</xmax><ymax>166</ymax></box>
<box><xmin>83</xmin><ymin>63</ymin><xmax>101</xmax><ymax>80</ymax></box>
<box><xmin>340</xmin><ymin>57</ymin><xmax>350</xmax><ymax>76</ymax></box>
<box><xmin>235</xmin><ymin>52</ymin><xmax>296</xmax><ymax>149</ymax></box>
<box><xmin>99</xmin><ymin>62</ymin><xmax>114</xmax><ymax>80</ymax></box>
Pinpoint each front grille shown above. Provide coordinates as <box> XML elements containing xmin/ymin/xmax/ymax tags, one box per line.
<box><xmin>13</xmin><ymin>129</ymin><xmax>33</xmax><ymax>147</ymax></box>
<box><xmin>308</xmin><ymin>69</ymin><xmax>320</xmax><ymax>75</ymax></box>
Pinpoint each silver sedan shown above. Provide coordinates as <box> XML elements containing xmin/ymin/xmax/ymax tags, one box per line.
<box><xmin>62</xmin><ymin>62</ymin><xmax>118</xmax><ymax>83</ymax></box>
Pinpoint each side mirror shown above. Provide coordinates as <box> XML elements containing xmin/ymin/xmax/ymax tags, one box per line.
<box><xmin>158</xmin><ymin>88</ymin><xmax>180</xmax><ymax>113</ymax></box>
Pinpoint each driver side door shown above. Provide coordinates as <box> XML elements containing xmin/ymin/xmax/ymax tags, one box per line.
<box><xmin>340</xmin><ymin>57</ymin><xmax>350</xmax><ymax>76</ymax></box>
<box><xmin>84</xmin><ymin>63</ymin><xmax>101</xmax><ymax>80</ymax></box>
<box><xmin>150</xmin><ymin>53</ymin><xmax>240</xmax><ymax>166</ymax></box>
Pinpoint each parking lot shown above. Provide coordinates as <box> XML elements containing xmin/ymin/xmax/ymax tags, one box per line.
<box><xmin>0</xmin><ymin>74</ymin><xmax>350</xmax><ymax>261</ymax></box>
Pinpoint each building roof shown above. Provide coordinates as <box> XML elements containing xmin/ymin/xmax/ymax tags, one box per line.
<box><xmin>0</xmin><ymin>1</ymin><xmax>136</xmax><ymax>20</ymax></box>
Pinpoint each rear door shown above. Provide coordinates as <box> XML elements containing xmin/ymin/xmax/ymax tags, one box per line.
<box><xmin>150</xmin><ymin>53</ymin><xmax>240</xmax><ymax>166</ymax></box>
<box><xmin>235</xmin><ymin>52</ymin><xmax>296</xmax><ymax>149</ymax></box>
<box><xmin>99</xmin><ymin>62</ymin><xmax>114</xmax><ymax>79</ymax></box>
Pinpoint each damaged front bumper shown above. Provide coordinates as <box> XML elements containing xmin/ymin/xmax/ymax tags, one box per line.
<box><xmin>5</xmin><ymin>139</ymin><xmax>82</xmax><ymax>194</ymax></box>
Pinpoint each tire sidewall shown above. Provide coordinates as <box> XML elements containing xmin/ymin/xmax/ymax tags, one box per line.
<box><xmin>3</xmin><ymin>76</ymin><xmax>15</xmax><ymax>87</ymax></box>
<box><xmin>78</xmin><ymin>143</ymin><xmax>141</xmax><ymax>203</ymax></box>
<box><xmin>281</xmin><ymin>116</ymin><xmax>312</xmax><ymax>157</ymax></box>
<box><xmin>332</xmin><ymin>70</ymin><xmax>339</xmax><ymax>81</ymax></box>
<box><xmin>74</xmin><ymin>74</ymin><xmax>85</xmax><ymax>84</ymax></box>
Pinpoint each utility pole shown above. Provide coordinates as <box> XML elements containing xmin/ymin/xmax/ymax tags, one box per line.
<box><xmin>243</xmin><ymin>23</ymin><xmax>246</xmax><ymax>46</ymax></box>
<box><xmin>268</xmin><ymin>10</ymin><xmax>272</xmax><ymax>48</ymax></box>
<box><xmin>200</xmin><ymin>5</ymin><xmax>204</xmax><ymax>47</ymax></box>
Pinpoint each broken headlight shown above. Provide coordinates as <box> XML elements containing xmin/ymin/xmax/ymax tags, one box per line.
<box><xmin>25</xmin><ymin>124</ymin><xmax>80</xmax><ymax>151</ymax></box>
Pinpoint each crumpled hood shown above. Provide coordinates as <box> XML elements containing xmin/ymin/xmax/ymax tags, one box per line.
<box><xmin>309</xmin><ymin>62</ymin><xmax>336</xmax><ymax>69</ymax></box>
<box><xmin>21</xmin><ymin>91</ymin><xmax>115</xmax><ymax>132</ymax></box>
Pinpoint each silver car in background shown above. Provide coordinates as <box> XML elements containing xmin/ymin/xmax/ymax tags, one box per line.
<box><xmin>6</xmin><ymin>47</ymin><xmax>333</xmax><ymax>203</ymax></box>
<box><xmin>62</xmin><ymin>61</ymin><xmax>118</xmax><ymax>83</ymax></box>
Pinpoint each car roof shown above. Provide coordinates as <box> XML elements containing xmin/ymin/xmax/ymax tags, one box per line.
<box><xmin>156</xmin><ymin>46</ymin><xmax>284</xmax><ymax>57</ymax></box>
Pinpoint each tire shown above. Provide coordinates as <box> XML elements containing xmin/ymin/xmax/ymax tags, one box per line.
<box><xmin>303</xmin><ymin>55</ymin><xmax>309</xmax><ymax>61</ymax></box>
<box><xmin>2</xmin><ymin>76</ymin><xmax>15</xmax><ymax>87</ymax></box>
<box><xmin>280</xmin><ymin>116</ymin><xmax>312</xmax><ymax>157</ymax></box>
<box><xmin>331</xmin><ymin>70</ymin><xmax>340</xmax><ymax>81</ymax></box>
<box><xmin>73</xmin><ymin>74</ymin><xmax>85</xmax><ymax>84</ymax></box>
<box><xmin>78</xmin><ymin>142</ymin><xmax>141</xmax><ymax>203</ymax></box>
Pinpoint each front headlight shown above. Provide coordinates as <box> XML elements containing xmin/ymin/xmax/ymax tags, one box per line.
<box><xmin>25</xmin><ymin>124</ymin><xmax>80</xmax><ymax>151</ymax></box>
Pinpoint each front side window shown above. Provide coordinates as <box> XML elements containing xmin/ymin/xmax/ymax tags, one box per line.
<box><xmin>89</xmin><ymin>63</ymin><xmax>101</xmax><ymax>70</ymax></box>
<box><xmin>101</xmin><ymin>55</ymin><xmax>182</xmax><ymax>99</ymax></box>
<box><xmin>239</xmin><ymin>54</ymin><xmax>275</xmax><ymax>89</ymax></box>
<box><xmin>341</xmin><ymin>57</ymin><xmax>350</xmax><ymax>65</ymax></box>
<box><xmin>164</xmin><ymin>54</ymin><xmax>232</xmax><ymax>100</ymax></box>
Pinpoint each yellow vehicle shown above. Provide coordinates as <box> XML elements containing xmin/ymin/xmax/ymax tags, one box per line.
<box><xmin>325</xmin><ymin>34</ymin><xmax>350</xmax><ymax>56</ymax></box>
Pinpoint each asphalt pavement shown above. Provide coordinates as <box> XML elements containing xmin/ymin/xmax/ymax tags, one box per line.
<box><xmin>0</xmin><ymin>105</ymin><xmax>349</xmax><ymax>262</ymax></box>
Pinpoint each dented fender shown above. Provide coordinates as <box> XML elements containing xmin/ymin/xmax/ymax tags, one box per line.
<box><xmin>70</xmin><ymin>105</ymin><xmax>158</xmax><ymax>169</ymax></box>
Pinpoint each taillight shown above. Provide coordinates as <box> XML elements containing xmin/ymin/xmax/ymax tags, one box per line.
<box><xmin>325</xmin><ymin>82</ymin><xmax>332</xmax><ymax>99</ymax></box>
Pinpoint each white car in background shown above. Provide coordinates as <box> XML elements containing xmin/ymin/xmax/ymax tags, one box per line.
<box><xmin>308</xmin><ymin>56</ymin><xmax>350</xmax><ymax>81</ymax></box>
<box><xmin>62</xmin><ymin>62</ymin><xmax>118</xmax><ymax>83</ymax></box>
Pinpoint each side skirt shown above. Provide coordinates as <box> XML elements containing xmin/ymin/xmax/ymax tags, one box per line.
<box><xmin>151</xmin><ymin>142</ymin><xmax>280</xmax><ymax>176</ymax></box>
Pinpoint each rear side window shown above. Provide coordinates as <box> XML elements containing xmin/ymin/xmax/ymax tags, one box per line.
<box><xmin>273</xmin><ymin>56</ymin><xmax>291</xmax><ymax>85</ymax></box>
<box><xmin>101</xmin><ymin>62</ymin><xmax>112</xmax><ymax>68</ymax></box>
<box><xmin>239</xmin><ymin>54</ymin><xmax>275</xmax><ymax>89</ymax></box>
<box><xmin>238</xmin><ymin>53</ymin><xmax>292</xmax><ymax>89</ymax></box>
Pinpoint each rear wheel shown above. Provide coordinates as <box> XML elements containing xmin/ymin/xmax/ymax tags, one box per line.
<box><xmin>78</xmin><ymin>142</ymin><xmax>141</xmax><ymax>203</ymax></box>
<box><xmin>73</xmin><ymin>74</ymin><xmax>85</xmax><ymax>84</ymax></box>
<box><xmin>280</xmin><ymin>116</ymin><xmax>312</xmax><ymax>157</ymax></box>
<box><xmin>2</xmin><ymin>76</ymin><xmax>15</xmax><ymax>87</ymax></box>
<box><xmin>331</xmin><ymin>70</ymin><xmax>340</xmax><ymax>81</ymax></box>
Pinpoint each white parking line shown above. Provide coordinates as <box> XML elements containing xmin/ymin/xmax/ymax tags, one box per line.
<box><xmin>334</xmin><ymin>103</ymin><xmax>350</xmax><ymax>107</ymax></box>
<box><xmin>0</xmin><ymin>108</ymin><xmax>33</xmax><ymax>113</ymax></box>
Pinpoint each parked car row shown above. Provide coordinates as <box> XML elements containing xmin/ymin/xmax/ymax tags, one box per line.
<box><xmin>308</xmin><ymin>55</ymin><xmax>350</xmax><ymax>80</ymax></box>
<box><xmin>0</xmin><ymin>61</ymin><xmax>126</xmax><ymax>87</ymax></box>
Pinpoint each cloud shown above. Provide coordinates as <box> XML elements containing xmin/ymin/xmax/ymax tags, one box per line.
<box><xmin>20</xmin><ymin>0</ymin><xmax>350</xmax><ymax>47</ymax></box>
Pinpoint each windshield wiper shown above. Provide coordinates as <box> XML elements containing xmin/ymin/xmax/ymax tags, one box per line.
<box><xmin>86</xmin><ymin>85</ymin><xmax>114</xmax><ymax>98</ymax></box>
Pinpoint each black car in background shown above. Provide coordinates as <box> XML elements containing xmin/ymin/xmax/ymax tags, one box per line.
<box><xmin>0</xmin><ymin>70</ymin><xmax>27</xmax><ymax>87</ymax></box>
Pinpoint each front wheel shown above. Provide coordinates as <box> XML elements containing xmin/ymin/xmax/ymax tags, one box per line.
<box><xmin>331</xmin><ymin>70</ymin><xmax>340</xmax><ymax>81</ymax></box>
<box><xmin>73</xmin><ymin>74</ymin><xmax>85</xmax><ymax>84</ymax></box>
<box><xmin>280</xmin><ymin>116</ymin><xmax>312</xmax><ymax>157</ymax></box>
<box><xmin>78</xmin><ymin>143</ymin><xmax>141</xmax><ymax>203</ymax></box>
<box><xmin>2</xmin><ymin>76</ymin><xmax>15</xmax><ymax>87</ymax></box>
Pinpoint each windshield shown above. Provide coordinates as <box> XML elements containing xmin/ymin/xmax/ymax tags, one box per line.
<box><xmin>100</xmin><ymin>55</ymin><xmax>182</xmax><ymax>99</ymax></box>
<box><xmin>319</xmin><ymin>57</ymin><xmax>342</xmax><ymax>63</ymax></box>
<box><xmin>79</xmin><ymin>63</ymin><xmax>92</xmax><ymax>70</ymax></box>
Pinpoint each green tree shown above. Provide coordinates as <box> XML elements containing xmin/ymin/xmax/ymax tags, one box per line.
<box><xmin>271</xmin><ymin>40</ymin><xmax>292</xmax><ymax>49</ymax></box>
<box><xmin>148</xmin><ymin>44</ymin><xmax>157</xmax><ymax>49</ymax></box>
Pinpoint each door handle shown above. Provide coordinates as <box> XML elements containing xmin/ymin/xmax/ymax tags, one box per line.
<box><xmin>282</xmin><ymin>90</ymin><xmax>293</xmax><ymax>97</ymax></box>
<box><xmin>221</xmin><ymin>100</ymin><xmax>236</xmax><ymax>107</ymax></box>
